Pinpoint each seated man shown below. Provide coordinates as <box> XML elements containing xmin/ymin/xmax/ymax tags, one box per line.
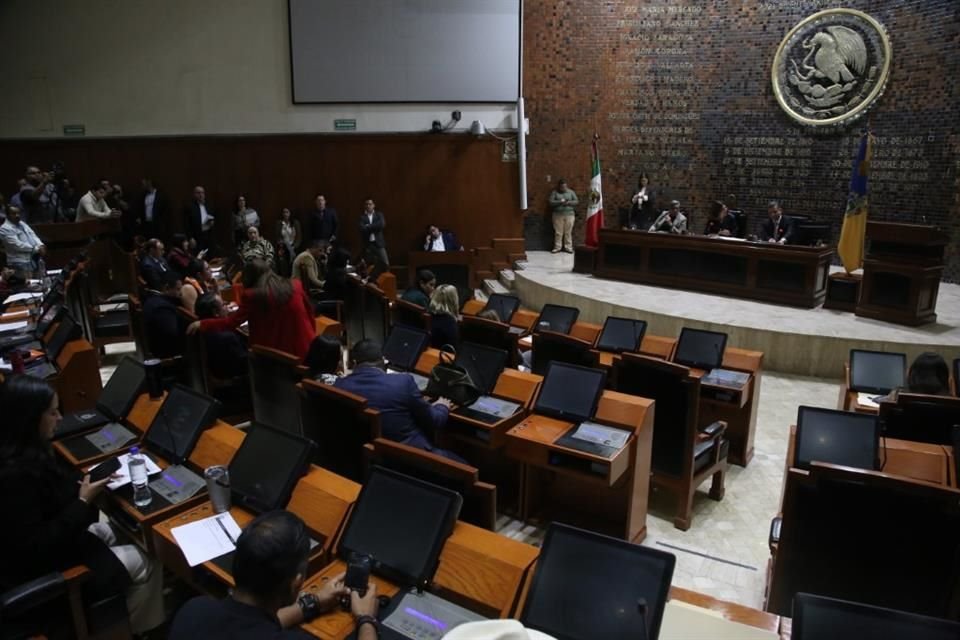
<box><xmin>423</xmin><ymin>224</ymin><xmax>462</xmax><ymax>251</ymax></box>
<box><xmin>292</xmin><ymin>239</ymin><xmax>326</xmax><ymax>296</ymax></box>
<box><xmin>0</xmin><ymin>205</ymin><xmax>45</xmax><ymax>273</ymax></box>
<box><xmin>142</xmin><ymin>271</ymin><xmax>188</xmax><ymax>358</ymax></box>
<box><xmin>335</xmin><ymin>340</ymin><xmax>464</xmax><ymax>462</ymax></box>
<box><xmin>649</xmin><ymin>200</ymin><xmax>687</xmax><ymax>234</ymax></box>
<box><xmin>76</xmin><ymin>181</ymin><xmax>118</xmax><ymax>221</ymax></box>
<box><xmin>169</xmin><ymin>510</ymin><xmax>379</xmax><ymax>640</ymax></box>
<box><xmin>140</xmin><ymin>238</ymin><xmax>172</xmax><ymax>291</ymax></box>
<box><xmin>400</xmin><ymin>269</ymin><xmax>436</xmax><ymax>309</ymax></box>
<box><xmin>760</xmin><ymin>200</ymin><xmax>795</xmax><ymax>244</ymax></box>
<box><xmin>195</xmin><ymin>292</ymin><xmax>249</xmax><ymax>379</ymax></box>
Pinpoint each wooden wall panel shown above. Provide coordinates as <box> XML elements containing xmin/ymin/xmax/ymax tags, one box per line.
<box><xmin>0</xmin><ymin>134</ymin><xmax>522</xmax><ymax>260</ymax></box>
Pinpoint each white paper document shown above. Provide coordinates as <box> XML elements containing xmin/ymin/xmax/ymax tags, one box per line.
<box><xmin>90</xmin><ymin>452</ymin><xmax>162</xmax><ymax>490</ymax></box>
<box><xmin>571</xmin><ymin>421</ymin><xmax>631</xmax><ymax>449</ymax></box>
<box><xmin>0</xmin><ymin>320</ymin><xmax>29</xmax><ymax>333</ymax></box>
<box><xmin>3</xmin><ymin>292</ymin><xmax>41</xmax><ymax>304</ymax></box>
<box><xmin>171</xmin><ymin>513</ymin><xmax>242</xmax><ymax>567</ymax></box>
<box><xmin>857</xmin><ymin>392</ymin><xmax>881</xmax><ymax>408</ymax></box>
<box><xmin>659</xmin><ymin>600</ymin><xmax>778</xmax><ymax>640</ymax></box>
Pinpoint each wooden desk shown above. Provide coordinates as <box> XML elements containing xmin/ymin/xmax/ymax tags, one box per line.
<box><xmin>52</xmin><ymin>338</ymin><xmax>102</xmax><ymax>414</ymax></box>
<box><xmin>670</xmin><ymin>586</ymin><xmax>781</xmax><ymax>636</ymax></box>
<box><xmin>569</xmin><ymin>321</ymin><xmax>601</xmax><ymax>345</ymax></box>
<box><xmin>504</xmin><ymin>391</ymin><xmax>654</xmax><ymax>542</ymax></box>
<box><xmin>594</xmin><ymin>229</ymin><xmax>833</xmax><ymax>308</ymax></box>
<box><xmin>695</xmin><ymin>347</ymin><xmax>763</xmax><ymax>467</ymax></box>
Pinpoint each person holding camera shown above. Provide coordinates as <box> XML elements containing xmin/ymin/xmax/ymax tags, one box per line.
<box><xmin>169</xmin><ymin>510</ymin><xmax>380</xmax><ymax>639</ymax></box>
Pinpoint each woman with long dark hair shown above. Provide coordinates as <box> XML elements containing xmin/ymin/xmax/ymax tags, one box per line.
<box><xmin>0</xmin><ymin>375</ymin><xmax>163</xmax><ymax>635</ymax></box>
<box><xmin>188</xmin><ymin>258</ymin><xmax>316</xmax><ymax>360</ymax></box>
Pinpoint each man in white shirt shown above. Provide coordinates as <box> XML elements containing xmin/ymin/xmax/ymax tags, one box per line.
<box><xmin>76</xmin><ymin>183</ymin><xmax>117</xmax><ymax>221</ymax></box>
<box><xmin>0</xmin><ymin>205</ymin><xmax>46</xmax><ymax>272</ymax></box>
<box><xmin>423</xmin><ymin>225</ymin><xmax>462</xmax><ymax>252</ymax></box>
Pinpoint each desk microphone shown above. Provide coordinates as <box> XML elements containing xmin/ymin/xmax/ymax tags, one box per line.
<box><xmin>637</xmin><ymin>597</ymin><xmax>650</xmax><ymax>640</ymax></box>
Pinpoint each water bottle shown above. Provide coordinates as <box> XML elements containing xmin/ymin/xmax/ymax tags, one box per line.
<box><xmin>37</xmin><ymin>257</ymin><xmax>49</xmax><ymax>291</ymax></box>
<box><xmin>128</xmin><ymin>447</ymin><xmax>153</xmax><ymax>508</ymax></box>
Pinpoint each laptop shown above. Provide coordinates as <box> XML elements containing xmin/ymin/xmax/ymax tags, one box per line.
<box><xmin>23</xmin><ymin>314</ymin><xmax>79</xmax><ymax>379</ymax></box>
<box><xmin>483</xmin><ymin>293</ymin><xmax>520</xmax><ymax>324</ymax></box>
<box><xmin>795</xmin><ymin>406</ymin><xmax>880</xmax><ymax>472</ymax></box>
<box><xmin>673</xmin><ymin>327</ymin><xmax>727</xmax><ymax>371</ymax></box>
<box><xmin>849</xmin><ymin>349</ymin><xmax>906</xmax><ymax>405</ymax></box>
<box><xmin>595</xmin><ymin>316</ymin><xmax>647</xmax><ymax>353</ymax></box>
<box><xmin>56</xmin><ymin>356</ymin><xmax>146</xmax><ymax>439</ymax></box>
<box><xmin>534</xmin><ymin>304</ymin><xmax>579</xmax><ymax>335</ymax></box>
<box><xmin>451</xmin><ymin>342</ymin><xmax>520</xmax><ymax>425</ymax></box>
<box><xmin>521</xmin><ymin>522</ymin><xmax>676</xmax><ymax>640</ymax></box>
<box><xmin>384</xmin><ymin>325</ymin><xmax>431</xmax><ymax>391</ymax></box>
<box><xmin>792</xmin><ymin>593</ymin><xmax>960</xmax><ymax>640</ymax></box>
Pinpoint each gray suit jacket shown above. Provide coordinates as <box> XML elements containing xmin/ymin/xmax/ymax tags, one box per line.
<box><xmin>359</xmin><ymin>211</ymin><xmax>386</xmax><ymax>248</ymax></box>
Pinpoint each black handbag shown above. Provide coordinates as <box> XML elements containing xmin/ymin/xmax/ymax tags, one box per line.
<box><xmin>424</xmin><ymin>348</ymin><xmax>481</xmax><ymax>406</ymax></box>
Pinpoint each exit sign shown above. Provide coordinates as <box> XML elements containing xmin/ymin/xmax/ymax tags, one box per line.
<box><xmin>334</xmin><ymin>119</ymin><xmax>357</xmax><ymax>131</ymax></box>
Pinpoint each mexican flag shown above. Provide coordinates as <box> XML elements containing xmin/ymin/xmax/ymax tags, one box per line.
<box><xmin>585</xmin><ymin>136</ymin><xmax>603</xmax><ymax>247</ymax></box>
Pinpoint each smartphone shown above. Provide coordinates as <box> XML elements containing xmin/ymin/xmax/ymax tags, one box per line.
<box><xmin>88</xmin><ymin>457</ymin><xmax>121</xmax><ymax>483</ymax></box>
<box><xmin>344</xmin><ymin>553</ymin><xmax>372</xmax><ymax>595</ymax></box>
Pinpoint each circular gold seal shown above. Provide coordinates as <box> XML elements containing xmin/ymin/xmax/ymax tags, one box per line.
<box><xmin>772</xmin><ymin>8</ymin><xmax>891</xmax><ymax>127</ymax></box>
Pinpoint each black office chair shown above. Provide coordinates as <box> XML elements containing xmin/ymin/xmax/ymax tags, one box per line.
<box><xmin>530</xmin><ymin>331</ymin><xmax>598</xmax><ymax>377</ymax></box>
<box><xmin>300</xmin><ymin>379</ymin><xmax>381</xmax><ymax>482</ymax></box>
<box><xmin>392</xmin><ymin>299</ymin><xmax>432</xmax><ymax>334</ymax></box>
<box><xmin>459</xmin><ymin>315</ymin><xmax>520</xmax><ymax>368</ymax></box>
<box><xmin>879</xmin><ymin>392</ymin><xmax>960</xmax><ymax>445</ymax></box>
<box><xmin>248</xmin><ymin>346</ymin><xmax>306</xmax><ymax>435</ymax></box>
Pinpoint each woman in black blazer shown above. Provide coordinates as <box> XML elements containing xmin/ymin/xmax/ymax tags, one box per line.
<box><xmin>428</xmin><ymin>284</ymin><xmax>460</xmax><ymax>350</ymax></box>
<box><xmin>0</xmin><ymin>375</ymin><xmax>164</xmax><ymax>635</ymax></box>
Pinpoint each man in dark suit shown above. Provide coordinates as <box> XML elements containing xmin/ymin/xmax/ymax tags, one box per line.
<box><xmin>133</xmin><ymin>177</ymin><xmax>169</xmax><ymax>243</ymax></box>
<box><xmin>334</xmin><ymin>340</ymin><xmax>465</xmax><ymax>462</ymax></box>
<box><xmin>139</xmin><ymin>238</ymin><xmax>171</xmax><ymax>291</ymax></box>
<box><xmin>423</xmin><ymin>224</ymin><xmax>462</xmax><ymax>252</ymax></box>
<box><xmin>760</xmin><ymin>200</ymin><xmax>795</xmax><ymax>245</ymax></box>
<box><xmin>309</xmin><ymin>194</ymin><xmax>338</xmax><ymax>244</ymax></box>
<box><xmin>194</xmin><ymin>292</ymin><xmax>248</xmax><ymax>380</ymax></box>
<box><xmin>142</xmin><ymin>271</ymin><xmax>188</xmax><ymax>358</ymax></box>
<box><xmin>359</xmin><ymin>198</ymin><xmax>389</xmax><ymax>272</ymax></box>
<box><xmin>184</xmin><ymin>185</ymin><xmax>216</xmax><ymax>254</ymax></box>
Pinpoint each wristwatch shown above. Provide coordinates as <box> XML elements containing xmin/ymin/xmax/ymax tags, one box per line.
<box><xmin>298</xmin><ymin>592</ymin><xmax>322</xmax><ymax>622</ymax></box>
<box><xmin>356</xmin><ymin>614</ymin><xmax>381</xmax><ymax>636</ymax></box>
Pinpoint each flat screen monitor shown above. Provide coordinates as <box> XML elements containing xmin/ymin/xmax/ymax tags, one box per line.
<box><xmin>144</xmin><ymin>385</ymin><xmax>220</xmax><ymax>463</ymax></box>
<box><xmin>44</xmin><ymin>315</ymin><xmax>77</xmax><ymax>361</ymax></box>
<box><xmin>596</xmin><ymin>317</ymin><xmax>647</xmax><ymax>353</ymax></box>
<box><xmin>534</xmin><ymin>362</ymin><xmax>606</xmax><ymax>423</ymax></box>
<box><xmin>849</xmin><ymin>349</ymin><xmax>906</xmax><ymax>395</ymax></box>
<box><xmin>535</xmin><ymin>304</ymin><xmax>579</xmax><ymax>335</ymax></box>
<box><xmin>521</xmin><ymin>522</ymin><xmax>675</xmax><ymax>640</ymax></box>
<box><xmin>36</xmin><ymin>302</ymin><xmax>64</xmax><ymax>337</ymax></box>
<box><xmin>454</xmin><ymin>341</ymin><xmax>508</xmax><ymax>395</ymax></box>
<box><xmin>792</xmin><ymin>593</ymin><xmax>960</xmax><ymax>640</ymax></box>
<box><xmin>673</xmin><ymin>328</ymin><xmax>727</xmax><ymax>371</ymax></box>
<box><xmin>339</xmin><ymin>467</ymin><xmax>461</xmax><ymax>588</ymax></box>
<box><xmin>483</xmin><ymin>294</ymin><xmax>520</xmax><ymax>323</ymax></box>
<box><xmin>229</xmin><ymin>423</ymin><xmax>314</xmax><ymax>513</ymax></box>
<box><xmin>97</xmin><ymin>357</ymin><xmax>145</xmax><ymax>421</ymax></box>
<box><xmin>383</xmin><ymin>325</ymin><xmax>430</xmax><ymax>372</ymax></box>
<box><xmin>795</xmin><ymin>406</ymin><xmax>880</xmax><ymax>471</ymax></box>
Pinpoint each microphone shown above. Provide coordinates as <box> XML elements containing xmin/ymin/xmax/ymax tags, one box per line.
<box><xmin>637</xmin><ymin>597</ymin><xmax>650</xmax><ymax>640</ymax></box>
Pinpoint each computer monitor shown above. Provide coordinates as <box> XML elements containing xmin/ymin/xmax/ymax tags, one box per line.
<box><xmin>521</xmin><ymin>522</ymin><xmax>676</xmax><ymax>640</ymax></box>
<box><xmin>673</xmin><ymin>328</ymin><xmax>727</xmax><ymax>371</ymax></box>
<box><xmin>535</xmin><ymin>304</ymin><xmax>579</xmax><ymax>335</ymax></box>
<box><xmin>795</xmin><ymin>406</ymin><xmax>880</xmax><ymax>471</ymax></box>
<box><xmin>36</xmin><ymin>301</ymin><xmax>64</xmax><ymax>337</ymax></box>
<box><xmin>534</xmin><ymin>362</ymin><xmax>606</xmax><ymax>423</ymax></box>
<box><xmin>849</xmin><ymin>349</ymin><xmax>906</xmax><ymax>395</ymax></box>
<box><xmin>383</xmin><ymin>325</ymin><xmax>430</xmax><ymax>372</ymax></box>
<box><xmin>454</xmin><ymin>341</ymin><xmax>508</xmax><ymax>395</ymax></box>
<box><xmin>792</xmin><ymin>593</ymin><xmax>960</xmax><ymax>640</ymax></box>
<box><xmin>338</xmin><ymin>467</ymin><xmax>462</xmax><ymax>588</ymax></box>
<box><xmin>229</xmin><ymin>423</ymin><xmax>315</xmax><ymax>513</ymax></box>
<box><xmin>483</xmin><ymin>293</ymin><xmax>520</xmax><ymax>323</ymax></box>
<box><xmin>44</xmin><ymin>314</ymin><xmax>78</xmax><ymax>361</ymax></box>
<box><xmin>596</xmin><ymin>317</ymin><xmax>647</xmax><ymax>353</ymax></box>
<box><xmin>143</xmin><ymin>385</ymin><xmax>220</xmax><ymax>463</ymax></box>
<box><xmin>97</xmin><ymin>357</ymin><xmax>145</xmax><ymax>421</ymax></box>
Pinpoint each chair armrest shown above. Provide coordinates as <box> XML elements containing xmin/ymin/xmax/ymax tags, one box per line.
<box><xmin>699</xmin><ymin>420</ymin><xmax>726</xmax><ymax>437</ymax></box>
<box><xmin>1</xmin><ymin>566</ymin><xmax>90</xmax><ymax>617</ymax></box>
<box><xmin>768</xmin><ymin>516</ymin><xmax>782</xmax><ymax>552</ymax></box>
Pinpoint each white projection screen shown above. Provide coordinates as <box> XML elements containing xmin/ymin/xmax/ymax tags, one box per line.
<box><xmin>288</xmin><ymin>0</ymin><xmax>521</xmax><ymax>103</ymax></box>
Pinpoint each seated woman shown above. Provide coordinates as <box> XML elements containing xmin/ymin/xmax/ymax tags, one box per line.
<box><xmin>304</xmin><ymin>335</ymin><xmax>344</xmax><ymax>384</ymax></box>
<box><xmin>239</xmin><ymin>226</ymin><xmax>275</xmax><ymax>268</ymax></box>
<box><xmin>906</xmin><ymin>352</ymin><xmax>950</xmax><ymax>395</ymax></box>
<box><xmin>166</xmin><ymin>233</ymin><xmax>198</xmax><ymax>279</ymax></box>
<box><xmin>188</xmin><ymin>258</ymin><xmax>315</xmax><ymax>361</ymax></box>
<box><xmin>429</xmin><ymin>284</ymin><xmax>460</xmax><ymax>350</ymax></box>
<box><xmin>0</xmin><ymin>375</ymin><xmax>164</xmax><ymax>635</ymax></box>
<box><xmin>180</xmin><ymin>259</ymin><xmax>217</xmax><ymax>314</ymax></box>
<box><xmin>704</xmin><ymin>200</ymin><xmax>738</xmax><ymax>237</ymax></box>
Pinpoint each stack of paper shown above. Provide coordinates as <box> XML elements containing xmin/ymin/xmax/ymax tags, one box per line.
<box><xmin>171</xmin><ymin>513</ymin><xmax>243</xmax><ymax>567</ymax></box>
<box><xmin>857</xmin><ymin>392</ymin><xmax>881</xmax><ymax>408</ymax></box>
<box><xmin>89</xmin><ymin>453</ymin><xmax>162</xmax><ymax>490</ymax></box>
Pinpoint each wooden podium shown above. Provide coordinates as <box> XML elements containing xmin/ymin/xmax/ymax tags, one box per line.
<box><xmin>855</xmin><ymin>222</ymin><xmax>945</xmax><ymax>326</ymax></box>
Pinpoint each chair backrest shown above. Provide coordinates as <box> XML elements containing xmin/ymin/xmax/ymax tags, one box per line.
<box><xmin>366</xmin><ymin>438</ymin><xmax>496</xmax><ymax>530</ymax></box>
<box><xmin>177</xmin><ymin>307</ymin><xmax>208</xmax><ymax>394</ymax></box>
<box><xmin>129</xmin><ymin>295</ymin><xmax>148</xmax><ymax>358</ymax></box>
<box><xmin>392</xmin><ymin>299</ymin><xmax>432</xmax><ymax>333</ymax></box>
<box><xmin>315</xmin><ymin>299</ymin><xmax>343</xmax><ymax>323</ymax></box>
<box><xmin>361</xmin><ymin>282</ymin><xmax>390</xmax><ymax>345</ymax></box>
<box><xmin>531</xmin><ymin>331</ymin><xmax>599</xmax><ymax>376</ymax></box>
<box><xmin>458</xmin><ymin>316</ymin><xmax>518</xmax><ymax>367</ymax></box>
<box><xmin>248</xmin><ymin>346</ymin><xmax>305</xmax><ymax>435</ymax></box>
<box><xmin>878</xmin><ymin>393</ymin><xmax>960</xmax><ymax>445</ymax></box>
<box><xmin>341</xmin><ymin>276</ymin><xmax>365</xmax><ymax>347</ymax></box>
<box><xmin>613</xmin><ymin>353</ymin><xmax>698</xmax><ymax>477</ymax></box>
<box><xmin>299</xmin><ymin>379</ymin><xmax>380</xmax><ymax>482</ymax></box>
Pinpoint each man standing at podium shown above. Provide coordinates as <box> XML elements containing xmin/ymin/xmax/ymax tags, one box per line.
<box><xmin>760</xmin><ymin>201</ymin><xmax>795</xmax><ymax>245</ymax></box>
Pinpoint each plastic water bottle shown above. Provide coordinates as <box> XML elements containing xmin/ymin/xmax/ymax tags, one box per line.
<box><xmin>128</xmin><ymin>447</ymin><xmax>152</xmax><ymax>508</ymax></box>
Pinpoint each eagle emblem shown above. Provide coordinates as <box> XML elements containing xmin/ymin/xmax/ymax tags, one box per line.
<box><xmin>772</xmin><ymin>9</ymin><xmax>891</xmax><ymax>127</ymax></box>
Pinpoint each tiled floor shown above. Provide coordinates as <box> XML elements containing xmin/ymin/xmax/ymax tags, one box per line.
<box><xmin>98</xmin><ymin>346</ymin><xmax>839</xmax><ymax>611</ymax></box>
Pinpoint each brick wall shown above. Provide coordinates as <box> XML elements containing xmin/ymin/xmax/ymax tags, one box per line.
<box><xmin>523</xmin><ymin>0</ymin><xmax>960</xmax><ymax>279</ymax></box>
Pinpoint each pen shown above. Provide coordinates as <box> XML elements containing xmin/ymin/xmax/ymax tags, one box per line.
<box><xmin>215</xmin><ymin>516</ymin><xmax>237</xmax><ymax>545</ymax></box>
